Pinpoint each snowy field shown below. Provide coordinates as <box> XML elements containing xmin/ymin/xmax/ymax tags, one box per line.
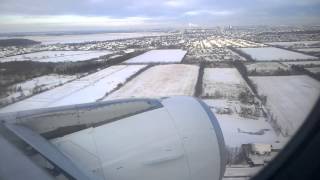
<box><xmin>283</xmin><ymin>60</ymin><xmax>320</xmax><ymax>67</ymax></box>
<box><xmin>267</xmin><ymin>41</ymin><xmax>320</xmax><ymax>47</ymax></box>
<box><xmin>204</xmin><ymin>99</ymin><xmax>278</xmax><ymax>147</ymax></box>
<box><xmin>105</xmin><ymin>64</ymin><xmax>199</xmax><ymax>100</ymax></box>
<box><xmin>0</xmin><ymin>74</ymin><xmax>77</xmax><ymax>105</ymax></box>
<box><xmin>0</xmin><ymin>65</ymin><xmax>146</xmax><ymax>113</ymax></box>
<box><xmin>0</xmin><ymin>32</ymin><xmax>167</xmax><ymax>45</ymax></box>
<box><xmin>202</xmin><ymin>68</ymin><xmax>249</xmax><ymax>99</ymax></box>
<box><xmin>297</xmin><ymin>48</ymin><xmax>320</xmax><ymax>52</ymax></box>
<box><xmin>125</xmin><ymin>49</ymin><xmax>187</xmax><ymax>63</ymax></box>
<box><xmin>206</xmin><ymin>37</ymin><xmax>265</xmax><ymax>48</ymax></box>
<box><xmin>250</xmin><ymin>75</ymin><xmax>320</xmax><ymax>136</ymax></box>
<box><xmin>224</xmin><ymin>167</ymin><xmax>262</xmax><ymax>179</ymax></box>
<box><xmin>245</xmin><ymin>62</ymin><xmax>290</xmax><ymax>75</ymax></box>
<box><xmin>306</xmin><ymin>67</ymin><xmax>320</xmax><ymax>74</ymax></box>
<box><xmin>239</xmin><ymin>47</ymin><xmax>318</xmax><ymax>61</ymax></box>
<box><xmin>0</xmin><ymin>51</ymin><xmax>112</xmax><ymax>63</ymax></box>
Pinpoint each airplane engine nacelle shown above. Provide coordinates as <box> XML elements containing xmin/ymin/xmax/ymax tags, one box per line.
<box><xmin>0</xmin><ymin>96</ymin><xmax>225</xmax><ymax>180</ymax></box>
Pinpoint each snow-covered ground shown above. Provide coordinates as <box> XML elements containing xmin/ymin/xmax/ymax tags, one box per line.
<box><xmin>207</xmin><ymin>37</ymin><xmax>265</xmax><ymax>48</ymax></box>
<box><xmin>0</xmin><ymin>65</ymin><xmax>146</xmax><ymax>113</ymax></box>
<box><xmin>0</xmin><ymin>32</ymin><xmax>168</xmax><ymax>45</ymax></box>
<box><xmin>283</xmin><ymin>60</ymin><xmax>320</xmax><ymax>67</ymax></box>
<box><xmin>204</xmin><ymin>99</ymin><xmax>279</xmax><ymax>147</ymax></box>
<box><xmin>239</xmin><ymin>47</ymin><xmax>318</xmax><ymax>61</ymax></box>
<box><xmin>202</xmin><ymin>68</ymin><xmax>248</xmax><ymax>98</ymax></box>
<box><xmin>0</xmin><ymin>74</ymin><xmax>77</xmax><ymax>105</ymax></box>
<box><xmin>202</xmin><ymin>68</ymin><xmax>286</xmax><ymax>147</ymax></box>
<box><xmin>125</xmin><ymin>49</ymin><xmax>187</xmax><ymax>63</ymax></box>
<box><xmin>250</xmin><ymin>75</ymin><xmax>320</xmax><ymax>136</ymax></box>
<box><xmin>267</xmin><ymin>41</ymin><xmax>320</xmax><ymax>47</ymax></box>
<box><xmin>306</xmin><ymin>67</ymin><xmax>320</xmax><ymax>74</ymax></box>
<box><xmin>297</xmin><ymin>48</ymin><xmax>320</xmax><ymax>52</ymax></box>
<box><xmin>105</xmin><ymin>64</ymin><xmax>199</xmax><ymax>100</ymax></box>
<box><xmin>0</xmin><ymin>51</ymin><xmax>112</xmax><ymax>62</ymax></box>
<box><xmin>245</xmin><ymin>62</ymin><xmax>290</xmax><ymax>75</ymax></box>
<box><xmin>224</xmin><ymin>167</ymin><xmax>262</xmax><ymax>179</ymax></box>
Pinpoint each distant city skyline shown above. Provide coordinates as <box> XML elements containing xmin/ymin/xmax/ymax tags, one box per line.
<box><xmin>0</xmin><ymin>0</ymin><xmax>320</xmax><ymax>32</ymax></box>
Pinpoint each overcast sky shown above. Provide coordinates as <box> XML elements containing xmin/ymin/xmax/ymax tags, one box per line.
<box><xmin>0</xmin><ymin>0</ymin><xmax>320</xmax><ymax>32</ymax></box>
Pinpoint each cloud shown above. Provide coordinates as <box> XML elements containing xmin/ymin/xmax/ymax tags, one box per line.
<box><xmin>184</xmin><ymin>10</ymin><xmax>237</xmax><ymax>16</ymax></box>
<box><xmin>0</xmin><ymin>15</ymin><xmax>152</xmax><ymax>26</ymax></box>
<box><xmin>0</xmin><ymin>0</ymin><xmax>319</xmax><ymax>32</ymax></box>
<box><xmin>164</xmin><ymin>0</ymin><xmax>183</xmax><ymax>7</ymax></box>
<box><xmin>164</xmin><ymin>0</ymin><xmax>188</xmax><ymax>7</ymax></box>
<box><xmin>258</xmin><ymin>0</ymin><xmax>320</xmax><ymax>6</ymax></box>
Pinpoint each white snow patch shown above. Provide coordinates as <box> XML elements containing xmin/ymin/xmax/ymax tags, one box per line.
<box><xmin>283</xmin><ymin>61</ymin><xmax>320</xmax><ymax>67</ymax></box>
<box><xmin>246</xmin><ymin>62</ymin><xmax>290</xmax><ymax>74</ymax></box>
<box><xmin>0</xmin><ymin>65</ymin><xmax>146</xmax><ymax>113</ymax></box>
<box><xmin>105</xmin><ymin>64</ymin><xmax>198</xmax><ymax>100</ymax></box>
<box><xmin>267</xmin><ymin>41</ymin><xmax>320</xmax><ymax>47</ymax></box>
<box><xmin>224</xmin><ymin>167</ymin><xmax>262</xmax><ymax>178</ymax></box>
<box><xmin>0</xmin><ymin>74</ymin><xmax>77</xmax><ymax>104</ymax></box>
<box><xmin>125</xmin><ymin>49</ymin><xmax>187</xmax><ymax>63</ymax></box>
<box><xmin>202</xmin><ymin>68</ymin><xmax>248</xmax><ymax>98</ymax></box>
<box><xmin>203</xmin><ymin>99</ymin><xmax>278</xmax><ymax>147</ymax></box>
<box><xmin>250</xmin><ymin>75</ymin><xmax>320</xmax><ymax>136</ymax></box>
<box><xmin>0</xmin><ymin>51</ymin><xmax>112</xmax><ymax>62</ymax></box>
<box><xmin>297</xmin><ymin>48</ymin><xmax>320</xmax><ymax>52</ymax></box>
<box><xmin>240</xmin><ymin>47</ymin><xmax>318</xmax><ymax>61</ymax></box>
<box><xmin>306</xmin><ymin>67</ymin><xmax>320</xmax><ymax>74</ymax></box>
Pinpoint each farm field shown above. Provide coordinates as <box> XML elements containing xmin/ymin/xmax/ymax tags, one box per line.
<box><xmin>0</xmin><ymin>74</ymin><xmax>77</xmax><ymax>105</ymax></box>
<box><xmin>305</xmin><ymin>67</ymin><xmax>320</xmax><ymax>74</ymax></box>
<box><xmin>245</xmin><ymin>62</ymin><xmax>291</xmax><ymax>75</ymax></box>
<box><xmin>297</xmin><ymin>48</ymin><xmax>320</xmax><ymax>52</ymax></box>
<box><xmin>104</xmin><ymin>64</ymin><xmax>198</xmax><ymax>100</ymax></box>
<box><xmin>208</xmin><ymin>37</ymin><xmax>265</xmax><ymax>48</ymax></box>
<box><xmin>202</xmin><ymin>68</ymin><xmax>249</xmax><ymax>99</ymax></box>
<box><xmin>125</xmin><ymin>49</ymin><xmax>187</xmax><ymax>63</ymax></box>
<box><xmin>202</xmin><ymin>68</ymin><xmax>286</xmax><ymax>148</ymax></box>
<box><xmin>250</xmin><ymin>75</ymin><xmax>320</xmax><ymax>136</ymax></box>
<box><xmin>296</xmin><ymin>48</ymin><xmax>320</xmax><ymax>57</ymax></box>
<box><xmin>0</xmin><ymin>32</ymin><xmax>167</xmax><ymax>45</ymax></box>
<box><xmin>0</xmin><ymin>74</ymin><xmax>77</xmax><ymax>101</ymax></box>
<box><xmin>0</xmin><ymin>50</ymin><xmax>112</xmax><ymax>62</ymax></box>
<box><xmin>239</xmin><ymin>47</ymin><xmax>318</xmax><ymax>61</ymax></box>
<box><xmin>204</xmin><ymin>99</ymin><xmax>279</xmax><ymax>147</ymax></box>
<box><xmin>267</xmin><ymin>41</ymin><xmax>320</xmax><ymax>48</ymax></box>
<box><xmin>0</xmin><ymin>65</ymin><xmax>146</xmax><ymax>113</ymax></box>
<box><xmin>282</xmin><ymin>60</ymin><xmax>320</xmax><ymax>67</ymax></box>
